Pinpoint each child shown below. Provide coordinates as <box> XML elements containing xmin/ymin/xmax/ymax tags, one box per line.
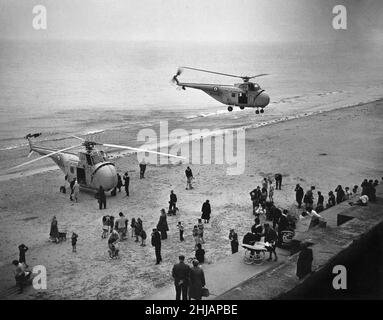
<box><xmin>177</xmin><ymin>221</ymin><xmax>184</xmax><ymax>242</ymax></box>
<box><xmin>140</xmin><ymin>229</ymin><xmax>147</xmax><ymax>246</ymax></box>
<box><xmin>71</xmin><ymin>232</ymin><xmax>78</xmax><ymax>252</ymax></box>
<box><xmin>130</xmin><ymin>218</ymin><xmax>136</xmax><ymax>238</ymax></box>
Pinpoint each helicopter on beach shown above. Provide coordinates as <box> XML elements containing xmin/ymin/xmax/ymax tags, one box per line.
<box><xmin>11</xmin><ymin>133</ymin><xmax>185</xmax><ymax>193</ymax></box>
<box><xmin>172</xmin><ymin>66</ymin><xmax>270</xmax><ymax>114</ymax></box>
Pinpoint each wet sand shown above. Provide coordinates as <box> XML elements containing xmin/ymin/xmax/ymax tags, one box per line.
<box><xmin>0</xmin><ymin>99</ymin><xmax>382</xmax><ymax>299</ymax></box>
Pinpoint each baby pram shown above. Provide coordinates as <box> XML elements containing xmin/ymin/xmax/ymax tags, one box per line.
<box><xmin>242</xmin><ymin>242</ymin><xmax>273</xmax><ymax>265</ymax></box>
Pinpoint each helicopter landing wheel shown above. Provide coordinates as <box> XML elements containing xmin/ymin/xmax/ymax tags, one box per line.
<box><xmin>227</xmin><ymin>106</ymin><xmax>233</xmax><ymax>112</ymax></box>
<box><xmin>240</xmin><ymin>106</ymin><xmax>245</xmax><ymax>110</ymax></box>
<box><xmin>255</xmin><ymin>109</ymin><xmax>260</xmax><ymax>114</ymax></box>
<box><xmin>260</xmin><ymin>108</ymin><xmax>264</xmax><ymax>114</ymax></box>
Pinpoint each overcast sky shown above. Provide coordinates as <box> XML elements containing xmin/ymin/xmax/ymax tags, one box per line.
<box><xmin>0</xmin><ymin>0</ymin><xmax>382</xmax><ymax>42</ymax></box>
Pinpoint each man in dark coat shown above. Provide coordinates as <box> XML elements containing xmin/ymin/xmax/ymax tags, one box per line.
<box><xmin>139</xmin><ymin>160</ymin><xmax>147</xmax><ymax>179</ymax></box>
<box><xmin>201</xmin><ymin>200</ymin><xmax>211</xmax><ymax>223</ymax></box>
<box><xmin>262</xmin><ymin>224</ymin><xmax>278</xmax><ymax>261</ymax></box>
<box><xmin>169</xmin><ymin>190</ymin><xmax>177</xmax><ymax>214</ymax></box>
<box><xmin>172</xmin><ymin>255</ymin><xmax>190</xmax><ymax>300</ymax></box>
<box><xmin>123</xmin><ymin>172</ymin><xmax>130</xmax><ymax>197</ymax></box>
<box><xmin>295</xmin><ymin>184</ymin><xmax>304</xmax><ymax>208</ymax></box>
<box><xmin>116</xmin><ymin>173</ymin><xmax>123</xmax><ymax>192</ymax></box>
<box><xmin>296</xmin><ymin>242</ymin><xmax>313</xmax><ymax>279</ymax></box>
<box><xmin>185</xmin><ymin>166</ymin><xmax>194</xmax><ymax>190</ymax></box>
<box><xmin>188</xmin><ymin>260</ymin><xmax>206</xmax><ymax>300</ymax></box>
<box><xmin>157</xmin><ymin>209</ymin><xmax>169</xmax><ymax>240</ymax></box>
<box><xmin>250</xmin><ymin>187</ymin><xmax>261</xmax><ymax>214</ymax></box>
<box><xmin>229</xmin><ymin>229</ymin><xmax>239</xmax><ymax>254</ymax></box>
<box><xmin>335</xmin><ymin>185</ymin><xmax>345</xmax><ymax>204</ymax></box>
<box><xmin>151</xmin><ymin>228</ymin><xmax>162</xmax><ymax>265</ymax></box>
<box><xmin>275</xmin><ymin>173</ymin><xmax>282</xmax><ymax>190</ymax></box>
<box><xmin>98</xmin><ymin>186</ymin><xmax>106</xmax><ymax>209</ymax></box>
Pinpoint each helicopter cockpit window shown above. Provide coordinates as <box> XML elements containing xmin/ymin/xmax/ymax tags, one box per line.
<box><xmin>248</xmin><ymin>83</ymin><xmax>255</xmax><ymax>91</ymax></box>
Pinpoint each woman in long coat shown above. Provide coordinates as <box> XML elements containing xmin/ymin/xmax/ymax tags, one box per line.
<box><xmin>188</xmin><ymin>260</ymin><xmax>206</xmax><ymax>300</ymax></box>
<box><xmin>49</xmin><ymin>216</ymin><xmax>59</xmax><ymax>242</ymax></box>
<box><xmin>201</xmin><ymin>200</ymin><xmax>211</xmax><ymax>223</ymax></box>
<box><xmin>156</xmin><ymin>209</ymin><xmax>169</xmax><ymax>240</ymax></box>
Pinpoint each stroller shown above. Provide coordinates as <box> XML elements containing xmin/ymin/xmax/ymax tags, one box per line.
<box><xmin>108</xmin><ymin>241</ymin><xmax>120</xmax><ymax>259</ymax></box>
<box><xmin>242</xmin><ymin>242</ymin><xmax>273</xmax><ymax>265</ymax></box>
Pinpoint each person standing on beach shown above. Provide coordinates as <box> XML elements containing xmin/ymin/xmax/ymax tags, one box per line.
<box><xmin>139</xmin><ymin>159</ymin><xmax>147</xmax><ymax>179</ymax></box>
<box><xmin>123</xmin><ymin>172</ymin><xmax>130</xmax><ymax>197</ymax></box>
<box><xmin>262</xmin><ymin>178</ymin><xmax>268</xmax><ymax>193</ymax></box>
<box><xmin>344</xmin><ymin>187</ymin><xmax>352</xmax><ymax>200</ymax></box>
<box><xmin>135</xmin><ymin>218</ymin><xmax>143</xmax><ymax>242</ymax></box>
<box><xmin>69</xmin><ymin>177</ymin><xmax>76</xmax><ymax>201</ymax></box>
<box><xmin>269</xmin><ymin>182</ymin><xmax>274</xmax><ymax>202</ymax></box>
<box><xmin>316</xmin><ymin>191</ymin><xmax>324</xmax><ymax>213</ymax></box>
<box><xmin>151</xmin><ymin>228</ymin><xmax>162</xmax><ymax>265</ymax></box>
<box><xmin>295</xmin><ymin>184</ymin><xmax>304</xmax><ymax>208</ymax></box>
<box><xmin>262</xmin><ymin>223</ymin><xmax>278</xmax><ymax>261</ymax></box>
<box><xmin>49</xmin><ymin>216</ymin><xmax>59</xmax><ymax>243</ymax></box>
<box><xmin>326</xmin><ymin>191</ymin><xmax>336</xmax><ymax>208</ymax></box>
<box><xmin>296</xmin><ymin>242</ymin><xmax>313</xmax><ymax>280</ymax></box>
<box><xmin>335</xmin><ymin>185</ymin><xmax>345</xmax><ymax>204</ymax></box>
<box><xmin>98</xmin><ymin>186</ymin><xmax>106</xmax><ymax>210</ymax></box>
<box><xmin>201</xmin><ymin>200</ymin><xmax>211</xmax><ymax>223</ymax></box>
<box><xmin>18</xmin><ymin>244</ymin><xmax>29</xmax><ymax>268</ymax></box>
<box><xmin>71</xmin><ymin>232</ymin><xmax>78</xmax><ymax>252</ymax></box>
<box><xmin>188</xmin><ymin>260</ymin><xmax>206</xmax><ymax>300</ymax></box>
<box><xmin>185</xmin><ymin>166</ymin><xmax>194</xmax><ymax>190</ymax></box>
<box><xmin>130</xmin><ymin>218</ymin><xmax>136</xmax><ymax>238</ymax></box>
<box><xmin>229</xmin><ymin>229</ymin><xmax>239</xmax><ymax>254</ymax></box>
<box><xmin>172</xmin><ymin>255</ymin><xmax>190</xmax><ymax>300</ymax></box>
<box><xmin>177</xmin><ymin>222</ymin><xmax>185</xmax><ymax>242</ymax></box>
<box><xmin>274</xmin><ymin>173</ymin><xmax>282</xmax><ymax>190</ymax></box>
<box><xmin>303</xmin><ymin>186</ymin><xmax>315</xmax><ymax>210</ymax></box>
<box><xmin>157</xmin><ymin>209</ymin><xmax>169</xmax><ymax>240</ymax></box>
<box><xmin>116</xmin><ymin>173</ymin><xmax>123</xmax><ymax>193</ymax></box>
<box><xmin>250</xmin><ymin>186</ymin><xmax>261</xmax><ymax>214</ymax></box>
<box><xmin>169</xmin><ymin>190</ymin><xmax>177</xmax><ymax>214</ymax></box>
<box><xmin>140</xmin><ymin>228</ymin><xmax>147</xmax><ymax>246</ymax></box>
<box><xmin>72</xmin><ymin>179</ymin><xmax>80</xmax><ymax>203</ymax></box>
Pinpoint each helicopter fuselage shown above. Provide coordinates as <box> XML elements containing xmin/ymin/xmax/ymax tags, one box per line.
<box><xmin>29</xmin><ymin>141</ymin><xmax>118</xmax><ymax>191</ymax></box>
<box><xmin>177</xmin><ymin>81</ymin><xmax>270</xmax><ymax>110</ymax></box>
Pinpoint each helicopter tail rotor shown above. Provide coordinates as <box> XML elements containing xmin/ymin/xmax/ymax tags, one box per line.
<box><xmin>171</xmin><ymin>68</ymin><xmax>183</xmax><ymax>85</ymax></box>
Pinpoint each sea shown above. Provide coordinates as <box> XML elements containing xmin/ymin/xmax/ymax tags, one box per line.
<box><xmin>0</xmin><ymin>39</ymin><xmax>383</xmax><ymax>173</ymax></box>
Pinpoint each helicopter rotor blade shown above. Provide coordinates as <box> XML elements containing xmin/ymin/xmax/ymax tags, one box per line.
<box><xmin>100</xmin><ymin>143</ymin><xmax>186</xmax><ymax>160</ymax></box>
<box><xmin>247</xmin><ymin>73</ymin><xmax>269</xmax><ymax>79</ymax></box>
<box><xmin>9</xmin><ymin>144</ymin><xmax>83</xmax><ymax>170</ymax></box>
<box><xmin>180</xmin><ymin>67</ymin><xmax>269</xmax><ymax>81</ymax></box>
<box><xmin>180</xmin><ymin>66</ymin><xmax>242</xmax><ymax>79</ymax></box>
<box><xmin>65</xmin><ymin>134</ymin><xmax>85</xmax><ymax>141</ymax></box>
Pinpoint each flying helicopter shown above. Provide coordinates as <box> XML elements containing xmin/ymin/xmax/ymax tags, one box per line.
<box><xmin>10</xmin><ymin>133</ymin><xmax>185</xmax><ymax>193</ymax></box>
<box><xmin>172</xmin><ymin>66</ymin><xmax>270</xmax><ymax>114</ymax></box>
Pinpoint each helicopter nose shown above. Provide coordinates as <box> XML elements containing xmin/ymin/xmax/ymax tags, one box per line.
<box><xmin>93</xmin><ymin>164</ymin><xmax>118</xmax><ymax>191</ymax></box>
<box><xmin>255</xmin><ymin>91</ymin><xmax>270</xmax><ymax>108</ymax></box>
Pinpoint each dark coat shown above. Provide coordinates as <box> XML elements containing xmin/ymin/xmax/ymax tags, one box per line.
<box><xmin>116</xmin><ymin>174</ymin><xmax>122</xmax><ymax>188</ymax></box>
<box><xmin>157</xmin><ymin>214</ymin><xmax>169</xmax><ymax>232</ymax></box>
<box><xmin>151</xmin><ymin>231</ymin><xmax>161</xmax><ymax>248</ymax></box>
<box><xmin>201</xmin><ymin>202</ymin><xmax>211</xmax><ymax>220</ymax></box>
<box><xmin>172</xmin><ymin>262</ymin><xmax>190</xmax><ymax>286</ymax></box>
<box><xmin>297</xmin><ymin>247</ymin><xmax>313</xmax><ymax>279</ymax></box>
<box><xmin>188</xmin><ymin>267</ymin><xmax>206</xmax><ymax>300</ymax></box>
<box><xmin>170</xmin><ymin>193</ymin><xmax>177</xmax><ymax>203</ymax></box>
<box><xmin>295</xmin><ymin>186</ymin><xmax>304</xmax><ymax>201</ymax></box>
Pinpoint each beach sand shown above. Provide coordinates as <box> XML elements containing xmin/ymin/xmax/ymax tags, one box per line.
<box><xmin>0</xmin><ymin>100</ymin><xmax>382</xmax><ymax>299</ymax></box>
